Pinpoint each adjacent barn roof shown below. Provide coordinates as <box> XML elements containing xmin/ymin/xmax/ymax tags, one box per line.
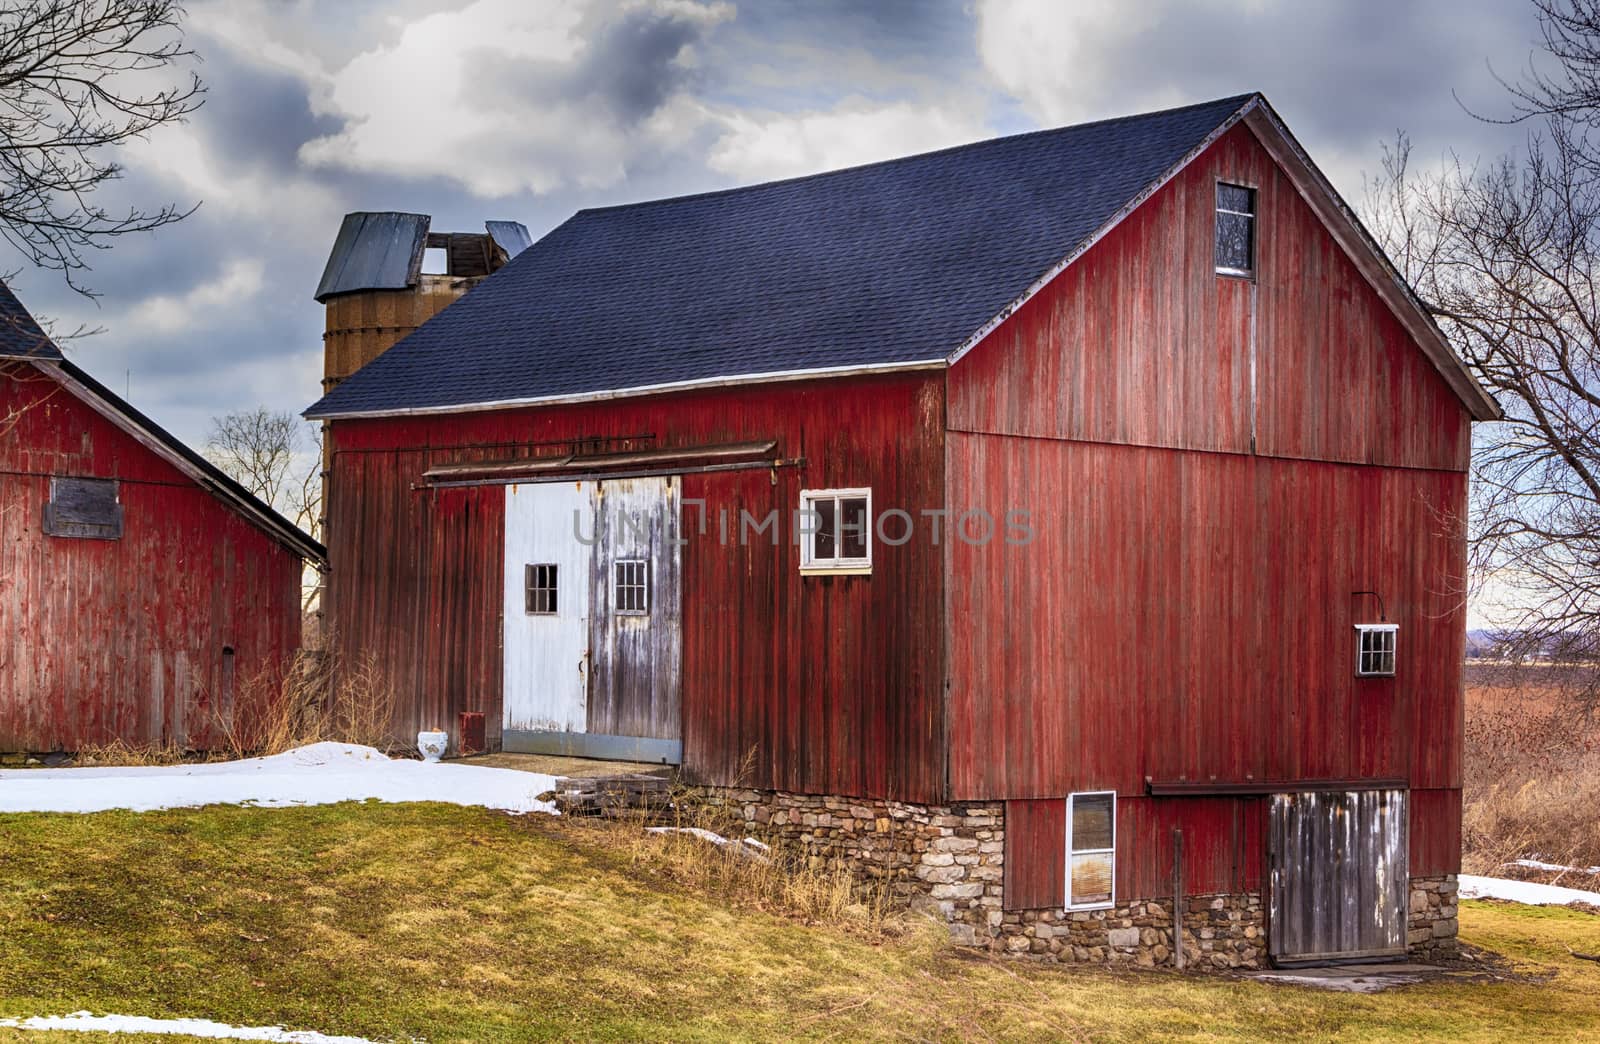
<box><xmin>0</xmin><ymin>282</ymin><xmax>64</xmax><ymax>361</ymax></box>
<box><xmin>0</xmin><ymin>281</ymin><xmax>325</xmax><ymax>564</ymax></box>
<box><xmin>305</xmin><ymin>93</ymin><xmax>1501</xmax><ymax>422</ymax></box>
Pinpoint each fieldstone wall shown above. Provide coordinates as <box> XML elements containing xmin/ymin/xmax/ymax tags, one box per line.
<box><xmin>1407</xmin><ymin>874</ymin><xmax>1460</xmax><ymax>960</ymax></box>
<box><xmin>994</xmin><ymin>893</ymin><xmax>1266</xmax><ymax>969</ymax></box>
<box><xmin>686</xmin><ymin>786</ymin><xmax>1447</xmax><ymax>970</ymax></box>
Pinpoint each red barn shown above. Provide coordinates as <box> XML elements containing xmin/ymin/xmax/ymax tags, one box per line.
<box><xmin>0</xmin><ymin>283</ymin><xmax>326</xmax><ymax>753</ymax></box>
<box><xmin>308</xmin><ymin>94</ymin><xmax>1500</xmax><ymax>967</ymax></box>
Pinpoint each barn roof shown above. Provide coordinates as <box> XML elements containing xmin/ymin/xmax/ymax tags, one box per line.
<box><xmin>305</xmin><ymin>93</ymin><xmax>1501</xmax><ymax>422</ymax></box>
<box><xmin>0</xmin><ymin>282</ymin><xmax>64</xmax><ymax>361</ymax></box>
<box><xmin>0</xmin><ymin>281</ymin><xmax>325</xmax><ymax>564</ymax></box>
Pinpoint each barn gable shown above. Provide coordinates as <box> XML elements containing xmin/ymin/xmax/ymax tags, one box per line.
<box><xmin>949</xmin><ymin>118</ymin><xmax>1477</xmax><ymax>470</ymax></box>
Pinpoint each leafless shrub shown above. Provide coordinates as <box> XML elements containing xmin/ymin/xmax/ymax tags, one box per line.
<box><xmin>217</xmin><ymin>646</ymin><xmax>399</xmax><ymax>759</ymax></box>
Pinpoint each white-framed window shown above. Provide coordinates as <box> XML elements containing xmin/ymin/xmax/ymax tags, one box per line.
<box><xmin>614</xmin><ymin>558</ymin><xmax>649</xmax><ymax>614</ymax></box>
<box><xmin>525</xmin><ymin>563</ymin><xmax>558</xmax><ymax>615</ymax></box>
<box><xmin>1215</xmin><ymin>181</ymin><xmax>1256</xmax><ymax>276</ymax></box>
<box><xmin>1065</xmin><ymin>791</ymin><xmax>1116</xmax><ymax>910</ymax></box>
<box><xmin>799</xmin><ymin>487</ymin><xmax>872</xmax><ymax>575</ymax></box>
<box><xmin>1355</xmin><ymin>623</ymin><xmax>1398</xmax><ymax>677</ymax></box>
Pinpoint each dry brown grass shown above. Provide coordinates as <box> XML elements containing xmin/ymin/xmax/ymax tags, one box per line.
<box><xmin>568</xmin><ymin>778</ymin><xmax>909</xmax><ymax>936</ymax></box>
<box><xmin>73</xmin><ymin>648</ymin><xmax>399</xmax><ymax>767</ymax></box>
<box><xmin>1464</xmin><ymin>664</ymin><xmax>1600</xmax><ymax>875</ymax></box>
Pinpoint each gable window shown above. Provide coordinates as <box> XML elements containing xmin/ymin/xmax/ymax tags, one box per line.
<box><xmin>525</xmin><ymin>563</ymin><xmax>558</xmax><ymax>614</ymax></box>
<box><xmin>42</xmin><ymin>477</ymin><xmax>122</xmax><ymax>540</ymax></box>
<box><xmin>614</xmin><ymin>558</ymin><xmax>649</xmax><ymax>614</ymax></box>
<box><xmin>1215</xmin><ymin>182</ymin><xmax>1256</xmax><ymax>276</ymax></box>
<box><xmin>1355</xmin><ymin>623</ymin><xmax>1397</xmax><ymax>677</ymax></box>
<box><xmin>1066</xmin><ymin>791</ymin><xmax>1116</xmax><ymax>909</ymax></box>
<box><xmin>800</xmin><ymin>487</ymin><xmax>871</xmax><ymax>574</ymax></box>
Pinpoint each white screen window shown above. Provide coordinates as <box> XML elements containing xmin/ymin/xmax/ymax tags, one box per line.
<box><xmin>1066</xmin><ymin>791</ymin><xmax>1116</xmax><ymax>910</ymax></box>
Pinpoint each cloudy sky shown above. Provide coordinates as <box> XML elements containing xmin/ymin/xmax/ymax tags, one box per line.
<box><xmin>4</xmin><ymin>0</ymin><xmax>1544</xmax><ymax>448</ymax></box>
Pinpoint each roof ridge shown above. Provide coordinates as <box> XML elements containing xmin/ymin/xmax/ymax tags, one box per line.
<box><xmin>575</xmin><ymin>93</ymin><xmax>1260</xmax><ymax>217</ymax></box>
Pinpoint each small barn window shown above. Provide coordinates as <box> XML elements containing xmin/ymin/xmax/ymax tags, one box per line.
<box><xmin>614</xmin><ymin>558</ymin><xmax>649</xmax><ymax>614</ymax></box>
<box><xmin>525</xmin><ymin>563</ymin><xmax>558</xmax><ymax>614</ymax></box>
<box><xmin>1355</xmin><ymin>623</ymin><xmax>1397</xmax><ymax>677</ymax></box>
<box><xmin>800</xmin><ymin>487</ymin><xmax>871</xmax><ymax>574</ymax></box>
<box><xmin>43</xmin><ymin>477</ymin><xmax>123</xmax><ymax>540</ymax></box>
<box><xmin>1215</xmin><ymin>182</ymin><xmax>1255</xmax><ymax>276</ymax></box>
<box><xmin>1066</xmin><ymin>791</ymin><xmax>1116</xmax><ymax>910</ymax></box>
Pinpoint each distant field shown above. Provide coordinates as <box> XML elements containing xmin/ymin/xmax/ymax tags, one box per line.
<box><xmin>1464</xmin><ymin>663</ymin><xmax>1600</xmax><ymax>877</ymax></box>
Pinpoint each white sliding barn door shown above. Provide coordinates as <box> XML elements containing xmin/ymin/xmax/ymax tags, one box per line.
<box><xmin>502</xmin><ymin>481</ymin><xmax>594</xmax><ymax>734</ymax></box>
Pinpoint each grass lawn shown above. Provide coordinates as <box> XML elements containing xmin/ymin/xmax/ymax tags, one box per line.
<box><xmin>0</xmin><ymin>803</ymin><xmax>1597</xmax><ymax>1042</ymax></box>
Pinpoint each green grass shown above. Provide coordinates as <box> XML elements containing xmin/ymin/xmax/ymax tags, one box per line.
<box><xmin>0</xmin><ymin>803</ymin><xmax>1597</xmax><ymax>1042</ymax></box>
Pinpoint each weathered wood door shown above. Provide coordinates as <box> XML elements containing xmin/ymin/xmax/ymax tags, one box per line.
<box><xmin>502</xmin><ymin>480</ymin><xmax>594</xmax><ymax>735</ymax></box>
<box><xmin>500</xmin><ymin>476</ymin><xmax>682</xmax><ymax>763</ymax></box>
<box><xmin>1268</xmin><ymin>789</ymin><xmax>1409</xmax><ymax>964</ymax></box>
<box><xmin>587</xmin><ymin>476</ymin><xmax>682</xmax><ymax>758</ymax></box>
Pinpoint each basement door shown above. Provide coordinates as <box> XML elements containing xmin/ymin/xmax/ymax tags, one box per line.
<box><xmin>501</xmin><ymin>477</ymin><xmax>682</xmax><ymax>763</ymax></box>
<box><xmin>1268</xmin><ymin>790</ymin><xmax>1409</xmax><ymax>965</ymax></box>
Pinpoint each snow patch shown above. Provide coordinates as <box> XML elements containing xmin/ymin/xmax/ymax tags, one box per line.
<box><xmin>1460</xmin><ymin>874</ymin><xmax>1600</xmax><ymax>907</ymax></box>
<box><xmin>646</xmin><ymin>826</ymin><xmax>770</xmax><ymax>859</ymax></box>
<box><xmin>0</xmin><ymin>1010</ymin><xmax>385</xmax><ymax>1042</ymax></box>
<box><xmin>0</xmin><ymin>742</ymin><xmax>556</xmax><ymax>816</ymax></box>
<box><xmin>1507</xmin><ymin>858</ymin><xmax>1600</xmax><ymax>876</ymax></box>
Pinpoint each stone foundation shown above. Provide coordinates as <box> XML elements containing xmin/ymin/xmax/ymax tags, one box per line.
<box><xmin>688</xmin><ymin>786</ymin><xmax>1449</xmax><ymax>970</ymax></box>
<box><xmin>1407</xmin><ymin>874</ymin><xmax>1460</xmax><ymax>960</ymax></box>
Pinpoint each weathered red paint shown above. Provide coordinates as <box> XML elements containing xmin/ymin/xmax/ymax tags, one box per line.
<box><xmin>945</xmin><ymin>120</ymin><xmax>1470</xmax><ymax>899</ymax></box>
<box><xmin>324</xmin><ymin>119</ymin><xmax>1474</xmax><ymax>893</ymax></box>
<box><xmin>0</xmin><ymin>365</ymin><xmax>304</xmax><ymax>751</ymax></box>
<box><xmin>325</xmin><ymin>371</ymin><xmax>948</xmax><ymax>803</ymax></box>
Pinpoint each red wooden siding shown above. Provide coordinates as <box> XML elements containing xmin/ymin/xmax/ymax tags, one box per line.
<box><xmin>1004</xmin><ymin>795</ymin><xmax>1270</xmax><ymax>910</ymax></box>
<box><xmin>947</xmin><ymin>435</ymin><xmax>1466</xmax><ymax>800</ymax></box>
<box><xmin>0</xmin><ymin>366</ymin><xmax>304</xmax><ymax>750</ymax></box>
<box><xmin>1409</xmin><ymin>787</ymin><xmax>1463</xmax><ymax>877</ymax></box>
<box><xmin>949</xmin><ymin>123</ymin><xmax>1472</xmax><ymax>473</ymax></box>
<box><xmin>325</xmin><ymin>372</ymin><xmax>948</xmax><ymax>802</ymax></box>
<box><xmin>1003</xmin><ymin>799</ymin><xmax>1067</xmax><ymax>910</ymax></box>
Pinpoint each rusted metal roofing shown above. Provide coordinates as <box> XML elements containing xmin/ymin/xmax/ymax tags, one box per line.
<box><xmin>314</xmin><ymin>213</ymin><xmax>533</xmax><ymax>303</ymax></box>
<box><xmin>313</xmin><ymin>212</ymin><xmax>430</xmax><ymax>303</ymax></box>
<box><xmin>486</xmin><ymin>220</ymin><xmax>533</xmax><ymax>258</ymax></box>
<box><xmin>0</xmin><ymin>281</ymin><xmax>63</xmax><ymax>360</ymax></box>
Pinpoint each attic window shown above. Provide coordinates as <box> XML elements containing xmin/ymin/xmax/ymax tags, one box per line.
<box><xmin>1215</xmin><ymin>182</ymin><xmax>1255</xmax><ymax>276</ymax></box>
<box><xmin>421</xmin><ymin>246</ymin><xmax>449</xmax><ymax>275</ymax></box>
<box><xmin>1066</xmin><ymin>791</ymin><xmax>1116</xmax><ymax>910</ymax></box>
<box><xmin>800</xmin><ymin>488</ymin><xmax>871</xmax><ymax>575</ymax></box>
<box><xmin>1355</xmin><ymin>623</ymin><xmax>1397</xmax><ymax>677</ymax></box>
<box><xmin>43</xmin><ymin>477</ymin><xmax>122</xmax><ymax>540</ymax></box>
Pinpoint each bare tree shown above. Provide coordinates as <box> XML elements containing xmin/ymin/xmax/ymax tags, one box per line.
<box><xmin>205</xmin><ymin>408</ymin><xmax>324</xmax><ymax>613</ymax></box>
<box><xmin>1362</xmin><ymin>0</ymin><xmax>1600</xmax><ymax>677</ymax></box>
<box><xmin>0</xmin><ymin>0</ymin><xmax>205</xmax><ymax>295</ymax></box>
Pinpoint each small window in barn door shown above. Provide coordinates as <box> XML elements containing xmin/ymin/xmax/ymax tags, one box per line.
<box><xmin>1355</xmin><ymin>623</ymin><xmax>1398</xmax><ymax>677</ymax></box>
<box><xmin>1215</xmin><ymin>182</ymin><xmax>1256</xmax><ymax>276</ymax></box>
<box><xmin>614</xmin><ymin>558</ymin><xmax>649</xmax><ymax>614</ymax></box>
<box><xmin>1065</xmin><ymin>791</ymin><xmax>1116</xmax><ymax>910</ymax></box>
<box><xmin>43</xmin><ymin>477</ymin><xmax>123</xmax><ymax>539</ymax></box>
<box><xmin>525</xmin><ymin>563</ymin><xmax>558</xmax><ymax>614</ymax></box>
<box><xmin>800</xmin><ymin>487</ymin><xmax>872</xmax><ymax>574</ymax></box>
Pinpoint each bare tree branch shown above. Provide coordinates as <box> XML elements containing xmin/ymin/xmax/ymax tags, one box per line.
<box><xmin>0</xmin><ymin>0</ymin><xmax>205</xmax><ymax>296</ymax></box>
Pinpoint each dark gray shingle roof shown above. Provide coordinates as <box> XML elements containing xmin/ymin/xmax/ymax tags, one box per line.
<box><xmin>307</xmin><ymin>94</ymin><xmax>1255</xmax><ymax>418</ymax></box>
<box><xmin>0</xmin><ymin>281</ymin><xmax>64</xmax><ymax>360</ymax></box>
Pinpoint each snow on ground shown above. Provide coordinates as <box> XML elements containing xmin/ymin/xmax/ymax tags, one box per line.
<box><xmin>1460</xmin><ymin>874</ymin><xmax>1600</xmax><ymax>907</ymax></box>
<box><xmin>0</xmin><ymin>1011</ymin><xmax>387</xmax><ymax>1042</ymax></box>
<box><xmin>646</xmin><ymin>825</ymin><xmax>771</xmax><ymax>859</ymax></box>
<box><xmin>0</xmin><ymin>742</ymin><xmax>557</xmax><ymax>815</ymax></box>
<box><xmin>1509</xmin><ymin>857</ymin><xmax>1600</xmax><ymax>876</ymax></box>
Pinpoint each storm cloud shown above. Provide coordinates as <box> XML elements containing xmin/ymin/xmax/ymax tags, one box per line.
<box><xmin>0</xmin><ymin>0</ymin><xmax>1549</xmax><ymax>449</ymax></box>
